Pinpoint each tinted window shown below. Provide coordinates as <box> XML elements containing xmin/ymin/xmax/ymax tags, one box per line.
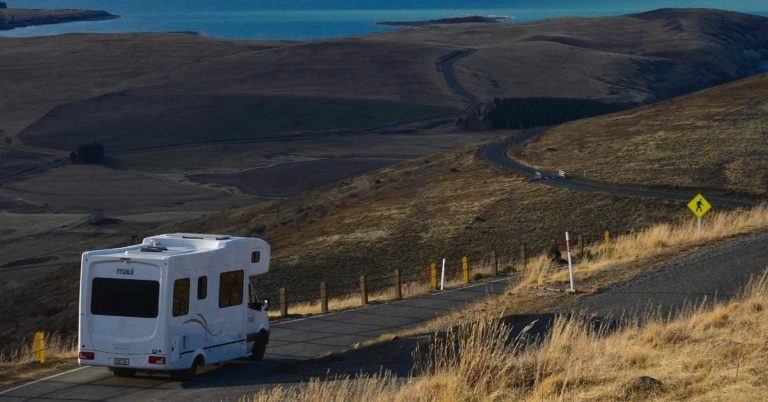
<box><xmin>251</xmin><ymin>251</ymin><xmax>260</xmax><ymax>263</ymax></box>
<box><xmin>219</xmin><ymin>270</ymin><xmax>244</xmax><ymax>308</ymax></box>
<box><xmin>197</xmin><ymin>276</ymin><xmax>207</xmax><ymax>300</ymax></box>
<box><xmin>91</xmin><ymin>278</ymin><xmax>159</xmax><ymax>318</ymax></box>
<box><xmin>172</xmin><ymin>278</ymin><xmax>190</xmax><ymax>317</ymax></box>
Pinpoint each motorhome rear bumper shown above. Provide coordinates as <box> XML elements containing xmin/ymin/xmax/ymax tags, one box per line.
<box><xmin>78</xmin><ymin>351</ymin><xmax>189</xmax><ymax>371</ymax></box>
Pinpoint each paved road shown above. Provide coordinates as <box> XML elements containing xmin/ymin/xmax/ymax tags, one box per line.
<box><xmin>566</xmin><ymin>231</ymin><xmax>768</xmax><ymax>317</ymax></box>
<box><xmin>478</xmin><ymin>131</ymin><xmax>755</xmax><ymax>208</ymax></box>
<box><xmin>5</xmin><ymin>231</ymin><xmax>768</xmax><ymax>401</ymax></box>
<box><xmin>0</xmin><ymin>278</ymin><xmax>513</xmax><ymax>401</ymax></box>
<box><xmin>437</xmin><ymin>48</ymin><xmax>481</xmax><ymax>114</ymax></box>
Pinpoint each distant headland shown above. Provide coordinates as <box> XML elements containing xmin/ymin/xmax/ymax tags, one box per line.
<box><xmin>0</xmin><ymin>2</ymin><xmax>118</xmax><ymax>31</ymax></box>
<box><xmin>377</xmin><ymin>15</ymin><xmax>508</xmax><ymax>26</ymax></box>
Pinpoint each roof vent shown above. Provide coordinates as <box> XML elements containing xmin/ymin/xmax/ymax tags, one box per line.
<box><xmin>140</xmin><ymin>246</ymin><xmax>168</xmax><ymax>253</ymax></box>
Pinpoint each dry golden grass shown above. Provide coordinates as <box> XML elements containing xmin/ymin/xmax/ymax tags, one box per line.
<box><xmin>246</xmin><ymin>271</ymin><xmax>768</xmax><ymax>402</ymax></box>
<box><xmin>515</xmin><ymin>73</ymin><xmax>768</xmax><ymax>197</ymax></box>
<box><xmin>186</xmin><ymin>142</ymin><xmax>685</xmax><ymax>302</ymax></box>
<box><xmin>0</xmin><ymin>333</ymin><xmax>77</xmax><ymax>387</ymax></box>
<box><xmin>517</xmin><ymin>205</ymin><xmax>768</xmax><ymax>290</ymax></box>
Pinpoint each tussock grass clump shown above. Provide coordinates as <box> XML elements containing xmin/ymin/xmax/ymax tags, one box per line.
<box><xmin>516</xmin><ymin>205</ymin><xmax>768</xmax><ymax>289</ymax></box>
<box><xmin>0</xmin><ymin>332</ymin><xmax>77</xmax><ymax>386</ymax></box>
<box><xmin>247</xmin><ymin>271</ymin><xmax>768</xmax><ymax>401</ymax></box>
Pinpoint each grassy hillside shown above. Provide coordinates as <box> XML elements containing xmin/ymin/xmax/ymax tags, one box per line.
<box><xmin>20</xmin><ymin>93</ymin><xmax>451</xmax><ymax>151</ymax></box>
<box><xmin>2</xmin><ymin>8</ymin><xmax>767</xmax><ymax>157</ymax></box>
<box><xmin>171</xmin><ymin>139</ymin><xmax>686</xmax><ymax>299</ymax></box>
<box><xmin>0</xmin><ymin>34</ymin><xmax>454</xmax><ymax>147</ymax></box>
<box><xmin>514</xmin><ymin>73</ymin><xmax>768</xmax><ymax>198</ymax></box>
<box><xmin>372</xmin><ymin>8</ymin><xmax>768</xmax><ymax>104</ymax></box>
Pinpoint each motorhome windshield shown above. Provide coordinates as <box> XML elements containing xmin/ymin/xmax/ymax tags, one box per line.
<box><xmin>91</xmin><ymin>278</ymin><xmax>160</xmax><ymax>318</ymax></box>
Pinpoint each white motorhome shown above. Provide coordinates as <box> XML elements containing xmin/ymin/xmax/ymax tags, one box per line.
<box><xmin>78</xmin><ymin>233</ymin><xmax>271</xmax><ymax>378</ymax></box>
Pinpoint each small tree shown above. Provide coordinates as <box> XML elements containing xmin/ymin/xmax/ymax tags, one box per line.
<box><xmin>71</xmin><ymin>142</ymin><xmax>106</xmax><ymax>164</ymax></box>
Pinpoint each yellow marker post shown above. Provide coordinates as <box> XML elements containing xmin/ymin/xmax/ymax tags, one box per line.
<box><xmin>430</xmin><ymin>263</ymin><xmax>438</xmax><ymax>290</ymax></box>
<box><xmin>462</xmin><ymin>256</ymin><xmax>470</xmax><ymax>284</ymax></box>
<box><xmin>33</xmin><ymin>331</ymin><xmax>46</xmax><ymax>363</ymax></box>
<box><xmin>603</xmin><ymin>230</ymin><xmax>610</xmax><ymax>245</ymax></box>
<box><xmin>687</xmin><ymin>193</ymin><xmax>712</xmax><ymax>230</ymax></box>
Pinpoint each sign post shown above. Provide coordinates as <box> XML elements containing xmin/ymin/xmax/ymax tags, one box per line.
<box><xmin>565</xmin><ymin>232</ymin><xmax>575</xmax><ymax>292</ymax></box>
<box><xmin>687</xmin><ymin>193</ymin><xmax>712</xmax><ymax>230</ymax></box>
<box><xmin>33</xmin><ymin>331</ymin><xmax>46</xmax><ymax>363</ymax></box>
<box><xmin>440</xmin><ymin>258</ymin><xmax>446</xmax><ymax>291</ymax></box>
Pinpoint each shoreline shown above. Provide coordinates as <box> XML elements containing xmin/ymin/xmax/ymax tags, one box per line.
<box><xmin>377</xmin><ymin>15</ymin><xmax>509</xmax><ymax>26</ymax></box>
<box><xmin>0</xmin><ymin>8</ymin><xmax>118</xmax><ymax>31</ymax></box>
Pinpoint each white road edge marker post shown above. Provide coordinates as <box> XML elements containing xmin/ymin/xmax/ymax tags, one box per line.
<box><xmin>566</xmin><ymin>231</ymin><xmax>575</xmax><ymax>293</ymax></box>
<box><xmin>440</xmin><ymin>258</ymin><xmax>446</xmax><ymax>291</ymax></box>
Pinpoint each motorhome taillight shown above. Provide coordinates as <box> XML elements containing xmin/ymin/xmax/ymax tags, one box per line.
<box><xmin>148</xmin><ymin>355</ymin><xmax>166</xmax><ymax>364</ymax></box>
<box><xmin>79</xmin><ymin>351</ymin><xmax>95</xmax><ymax>360</ymax></box>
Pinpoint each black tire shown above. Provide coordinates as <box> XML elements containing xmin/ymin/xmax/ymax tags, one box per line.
<box><xmin>110</xmin><ymin>368</ymin><xmax>136</xmax><ymax>378</ymax></box>
<box><xmin>170</xmin><ymin>355</ymin><xmax>202</xmax><ymax>380</ymax></box>
<box><xmin>251</xmin><ymin>331</ymin><xmax>269</xmax><ymax>361</ymax></box>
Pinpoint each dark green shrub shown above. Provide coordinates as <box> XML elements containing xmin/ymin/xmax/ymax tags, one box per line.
<box><xmin>71</xmin><ymin>142</ymin><xmax>106</xmax><ymax>164</ymax></box>
<box><xmin>488</xmin><ymin>97</ymin><xmax>635</xmax><ymax>129</ymax></box>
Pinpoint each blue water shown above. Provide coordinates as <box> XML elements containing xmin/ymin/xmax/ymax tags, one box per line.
<box><xmin>3</xmin><ymin>0</ymin><xmax>768</xmax><ymax>39</ymax></box>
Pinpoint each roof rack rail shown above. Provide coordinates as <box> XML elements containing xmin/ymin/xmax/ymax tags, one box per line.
<box><xmin>140</xmin><ymin>246</ymin><xmax>168</xmax><ymax>253</ymax></box>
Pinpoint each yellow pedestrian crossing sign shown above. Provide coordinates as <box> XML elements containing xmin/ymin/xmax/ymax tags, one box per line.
<box><xmin>687</xmin><ymin>193</ymin><xmax>712</xmax><ymax>218</ymax></box>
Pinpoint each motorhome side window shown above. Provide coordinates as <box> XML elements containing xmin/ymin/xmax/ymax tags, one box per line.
<box><xmin>197</xmin><ymin>276</ymin><xmax>207</xmax><ymax>300</ymax></box>
<box><xmin>219</xmin><ymin>270</ymin><xmax>244</xmax><ymax>308</ymax></box>
<box><xmin>91</xmin><ymin>278</ymin><xmax>159</xmax><ymax>318</ymax></box>
<box><xmin>172</xmin><ymin>278</ymin><xmax>190</xmax><ymax>317</ymax></box>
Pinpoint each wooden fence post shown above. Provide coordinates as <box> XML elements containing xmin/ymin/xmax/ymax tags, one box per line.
<box><xmin>394</xmin><ymin>269</ymin><xmax>402</xmax><ymax>300</ymax></box>
<box><xmin>520</xmin><ymin>243</ymin><xmax>527</xmax><ymax>268</ymax></box>
<box><xmin>491</xmin><ymin>250</ymin><xmax>498</xmax><ymax>277</ymax></box>
<box><xmin>462</xmin><ymin>256</ymin><xmax>470</xmax><ymax>284</ymax></box>
<box><xmin>430</xmin><ymin>262</ymin><xmax>438</xmax><ymax>290</ymax></box>
<box><xmin>320</xmin><ymin>281</ymin><xmax>328</xmax><ymax>313</ymax></box>
<box><xmin>279</xmin><ymin>287</ymin><xmax>288</xmax><ymax>317</ymax></box>
<box><xmin>360</xmin><ymin>275</ymin><xmax>368</xmax><ymax>305</ymax></box>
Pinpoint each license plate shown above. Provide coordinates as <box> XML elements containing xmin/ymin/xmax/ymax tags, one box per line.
<box><xmin>113</xmin><ymin>358</ymin><xmax>129</xmax><ymax>366</ymax></box>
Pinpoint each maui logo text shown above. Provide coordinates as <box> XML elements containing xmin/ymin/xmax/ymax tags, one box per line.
<box><xmin>116</xmin><ymin>267</ymin><xmax>134</xmax><ymax>275</ymax></box>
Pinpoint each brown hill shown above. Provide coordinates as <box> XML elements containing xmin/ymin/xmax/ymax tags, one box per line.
<box><xmin>371</xmin><ymin>8</ymin><xmax>768</xmax><ymax>104</ymax></box>
<box><xmin>3</xmin><ymin>8</ymin><xmax>768</xmax><ymax>156</ymax></box>
<box><xmin>514</xmin><ymin>73</ymin><xmax>768</xmax><ymax>198</ymax></box>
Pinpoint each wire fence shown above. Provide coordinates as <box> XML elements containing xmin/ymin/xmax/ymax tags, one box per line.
<box><xmin>272</xmin><ymin>253</ymin><xmax>519</xmax><ymax>317</ymax></box>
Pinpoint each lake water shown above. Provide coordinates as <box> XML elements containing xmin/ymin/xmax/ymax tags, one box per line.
<box><xmin>3</xmin><ymin>0</ymin><xmax>768</xmax><ymax>39</ymax></box>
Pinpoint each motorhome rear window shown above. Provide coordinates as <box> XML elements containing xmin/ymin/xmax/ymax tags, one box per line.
<box><xmin>91</xmin><ymin>278</ymin><xmax>159</xmax><ymax>318</ymax></box>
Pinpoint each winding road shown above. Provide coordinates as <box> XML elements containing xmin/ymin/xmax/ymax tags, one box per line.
<box><xmin>478</xmin><ymin>131</ymin><xmax>755</xmax><ymax>208</ymax></box>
